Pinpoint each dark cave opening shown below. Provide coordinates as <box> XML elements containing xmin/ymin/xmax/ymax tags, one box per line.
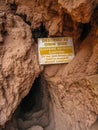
<box><xmin>79</xmin><ymin>22</ymin><xmax>91</xmax><ymax>41</ymax></box>
<box><xmin>20</xmin><ymin>75</ymin><xmax>43</xmax><ymax>114</ymax></box>
<box><xmin>2</xmin><ymin>75</ymin><xmax>51</xmax><ymax>130</ymax></box>
<box><xmin>32</xmin><ymin>23</ymin><xmax>48</xmax><ymax>43</ymax></box>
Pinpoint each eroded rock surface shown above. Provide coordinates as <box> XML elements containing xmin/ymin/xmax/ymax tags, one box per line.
<box><xmin>58</xmin><ymin>0</ymin><xmax>98</xmax><ymax>23</ymax></box>
<box><xmin>0</xmin><ymin>0</ymin><xmax>98</xmax><ymax>130</ymax></box>
<box><xmin>0</xmin><ymin>1</ymin><xmax>41</xmax><ymax>126</ymax></box>
<box><xmin>43</xmin><ymin>27</ymin><xmax>98</xmax><ymax>130</ymax></box>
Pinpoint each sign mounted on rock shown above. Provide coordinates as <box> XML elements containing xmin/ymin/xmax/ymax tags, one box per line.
<box><xmin>38</xmin><ymin>37</ymin><xmax>75</xmax><ymax>65</ymax></box>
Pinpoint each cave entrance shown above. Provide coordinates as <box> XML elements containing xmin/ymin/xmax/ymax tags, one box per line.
<box><xmin>3</xmin><ymin>75</ymin><xmax>51</xmax><ymax>130</ymax></box>
<box><xmin>17</xmin><ymin>75</ymin><xmax>50</xmax><ymax>129</ymax></box>
<box><xmin>20</xmin><ymin>75</ymin><xmax>43</xmax><ymax>114</ymax></box>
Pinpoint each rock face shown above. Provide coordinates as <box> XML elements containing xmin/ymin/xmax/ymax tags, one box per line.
<box><xmin>0</xmin><ymin>0</ymin><xmax>98</xmax><ymax>130</ymax></box>
<box><xmin>58</xmin><ymin>0</ymin><xmax>98</xmax><ymax>23</ymax></box>
<box><xmin>43</xmin><ymin>28</ymin><xmax>98</xmax><ymax>130</ymax></box>
<box><xmin>0</xmin><ymin>0</ymin><xmax>41</xmax><ymax>127</ymax></box>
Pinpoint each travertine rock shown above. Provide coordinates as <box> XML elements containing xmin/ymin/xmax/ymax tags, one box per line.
<box><xmin>7</xmin><ymin>0</ymin><xmax>65</xmax><ymax>36</ymax></box>
<box><xmin>0</xmin><ymin>11</ymin><xmax>41</xmax><ymax>127</ymax></box>
<box><xmin>43</xmin><ymin>27</ymin><xmax>98</xmax><ymax>130</ymax></box>
<box><xmin>58</xmin><ymin>0</ymin><xmax>98</xmax><ymax>23</ymax></box>
<box><xmin>0</xmin><ymin>0</ymin><xmax>98</xmax><ymax>130</ymax></box>
<box><xmin>8</xmin><ymin>0</ymin><xmax>98</xmax><ymax>24</ymax></box>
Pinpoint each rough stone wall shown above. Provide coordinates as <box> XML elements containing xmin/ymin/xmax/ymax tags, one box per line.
<box><xmin>0</xmin><ymin>0</ymin><xmax>42</xmax><ymax>127</ymax></box>
<box><xmin>43</xmin><ymin>27</ymin><xmax>98</xmax><ymax>130</ymax></box>
<box><xmin>0</xmin><ymin>0</ymin><xmax>98</xmax><ymax>130</ymax></box>
<box><xmin>58</xmin><ymin>0</ymin><xmax>98</xmax><ymax>23</ymax></box>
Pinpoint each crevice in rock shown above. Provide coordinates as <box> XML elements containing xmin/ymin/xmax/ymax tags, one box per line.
<box><xmin>92</xmin><ymin>5</ymin><xmax>98</xmax><ymax>26</ymax></box>
<box><xmin>16</xmin><ymin>13</ymin><xmax>31</xmax><ymax>26</ymax></box>
<box><xmin>0</xmin><ymin>12</ymin><xmax>6</xmax><ymax>43</ymax></box>
<box><xmin>9</xmin><ymin>2</ymin><xmax>17</xmax><ymax>14</ymax></box>
<box><xmin>32</xmin><ymin>23</ymin><xmax>48</xmax><ymax>43</ymax></box>
<box><xmin>63</xmin><ymin>14</ymin><xmax>74</xmax><ymax>32</ymax></box>
<box><xmin>79</xmin><ymin>22</ymin><xmax>91</xmax><ymax>41</ymax></box>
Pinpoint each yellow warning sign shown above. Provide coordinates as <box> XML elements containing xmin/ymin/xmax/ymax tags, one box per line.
<box><xmin>38</xmin><ymin>37</ymin><xmax>74</xmax><ymax>65</ymax></box>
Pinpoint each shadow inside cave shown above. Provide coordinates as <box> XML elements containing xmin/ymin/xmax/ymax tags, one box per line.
<box><xmin>20</xmin><ymin>76</ymin><xmax>43</xmax><ymax>114</ymax></box>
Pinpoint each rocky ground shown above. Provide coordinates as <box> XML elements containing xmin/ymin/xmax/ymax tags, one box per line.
<box><xmin>0</xmin><ymin>0</ymin><xmax>98</xmax><ymax>130</ymax></box>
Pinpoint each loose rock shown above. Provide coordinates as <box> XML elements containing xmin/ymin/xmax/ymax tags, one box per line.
<box><xmin>27</xmin><ymin>125</ymin><xmax>43</xmax><ymax>130</ymax></box>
